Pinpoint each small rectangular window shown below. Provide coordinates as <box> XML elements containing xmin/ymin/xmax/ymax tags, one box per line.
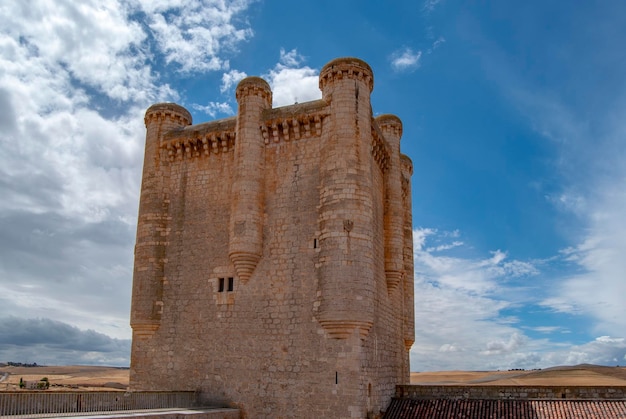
<box><xmin>218</xmin><ymin>278</ymin><xmax>225</xmax><ymax>292</ymax></box>
<box><xmin>227</xmin><ymin>277</ymin><xmax>234</xmax><ymax>292</ymax></box>
<box><xmin>313</xmin><ymin>238</ymin><xmax>318</xmax><ymax>249</ymax></box>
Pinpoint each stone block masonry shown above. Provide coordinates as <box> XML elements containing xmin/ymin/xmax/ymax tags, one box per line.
<box><xmin>129</xmin><ymin>57</ymin><xmax>414</xmax><ymax>419</ymax></box>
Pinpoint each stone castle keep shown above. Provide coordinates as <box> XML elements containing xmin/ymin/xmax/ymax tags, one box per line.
<box><xmin>129</xmin><ymin>57</ymin><xmax>415</xmax><ymax>418</ymax></box>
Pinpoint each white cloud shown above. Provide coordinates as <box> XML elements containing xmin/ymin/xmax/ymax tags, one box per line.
<box><xmin>221</xmin><ymin>69</ymin><xmax>248</xmax><ymax>93</ymax></box>
<box><xmin>426</xmin><ymin>241</ymin><xmax>463</xmax><ymax>252</ymax></box>
<box><xmin>410</xmin><ymin>227</ymin><xmax>626</xmax><ymax>371</ymax></box>
<box><xmin>390</xmin><ymin>48</ymin><xmax>422</xmax><ymax>72</ymax></box>
<box><xmin>133</xmin><ymin>0</ymin><xmax>254</xmax><ymax>73</ymax></box>
<box><xmin>264</xmin><ymin>48</ymin><xmax>321</xmax><ymax>107</ymax></box>
<box><xmin>541</xmin><ymin>184</ymin><xmax>626</xmax><ymax>334</ymax></box>
<box><xmin>432</xmin><ymin>36</ymin><xmax>446</xmax><ymax>50</ymax></box>
<box><xmin>484</xmin><ymin>333</ymin><xmax>527</xmax><ymax>355</ymax></box>
<box><xmin>412</xmin><ymin>228</ymin><xmax>537</xmax><ymax>370</ymax></box>
<box><xmin>502</xmin><ymin>66</ymin><xmax>626</xmax><ymax>339</ymax></box>
<box><xmin>278</xmin><ymin>48</ymin><xmax>303</xmax><ymax>67</ymax></box>
<box><xmin>192</xmin><ymin>101</ymin><xmax>234</xmax><ymax>117</ymax></box>
<box><xmin>0</xmin><ymin>0</ymin><xmax>255</xmax><ymax>364</ymax></box>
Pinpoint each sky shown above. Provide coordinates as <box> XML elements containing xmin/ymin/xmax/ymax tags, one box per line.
<box><xmin>0</xmin><ymin>0</ymin><xmax>625</xmax><ymax>370</ymax></box>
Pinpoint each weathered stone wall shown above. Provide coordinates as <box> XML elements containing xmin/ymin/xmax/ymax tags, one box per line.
<box><xmin>396</xmin><ymin>385</ymin><xmax>626</xmax><ymax>400</ymax></box>
<box><xmin>130</xmin><ymin>57</ymin><xmax>414</xmax><ymax>419</ymax></box>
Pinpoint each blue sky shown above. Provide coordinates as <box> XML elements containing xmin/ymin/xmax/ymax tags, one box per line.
<box><xmin>0</xmin><ymin>0</ymin><xmax>625</xmax><ymax>370</ymax></box>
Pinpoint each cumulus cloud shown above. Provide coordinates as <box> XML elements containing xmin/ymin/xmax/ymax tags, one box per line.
<box><xmin>390</xmin><ymin>48</ymin><xmax>422</xmax><ymax>72</ymax></box>
<box><xmin>411</xmin><ymin>227</ymin><xmax>626</xmax><ymax>371</ymax></box>
<box><xmin>484</xmin><ymin>333</ymin><xmax>527</xmax><ymax>355</ymax></box>
<box><xmin>220</xmin><ymin>69</ymin><xmax>248</xmax><ymax>93</ymax></box>
<box><xmin>264</xmin><ymin>48</ymin><xmax>321</xmax><ymax>107</ymax></box>
<box><xmin>132</xmin><ymin>0</ymin><xmax>254</xmax><ymax>73</ymax></box>
<box><xmin>0</xmin><ymin>0</ymin><xmax>255</xmax><ymax>364</ymax></box>
<box><xmin>412</xmin><ymin>227</ymin><xmax>535</xmax><ymax>370</ymax></box>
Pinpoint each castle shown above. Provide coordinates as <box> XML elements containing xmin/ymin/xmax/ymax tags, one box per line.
<box><xmin>129</xmin><ymin>57</ymin><xmax>415</xmax><ymax>418</ymax></box>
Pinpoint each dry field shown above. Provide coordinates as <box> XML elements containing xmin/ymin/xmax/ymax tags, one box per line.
<box><xmin>411</xmin><ymin>364</ymin><xmax>626</xmax><ymax>386</ymax></box>
<box><xmin>0</xmin><ymin>365</ymin><xmax>129</xmax><ymax>391</ymax></box>
<box><xmin>2</xmin><ymin>364</ymin><xmax>625</xmax><ymax>392</ymax></box>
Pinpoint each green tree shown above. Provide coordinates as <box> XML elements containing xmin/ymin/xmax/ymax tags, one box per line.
<box><xmin>39</xmin><ymin>377</ymin><xmax>49</xmax><ymax>389</ymax></box>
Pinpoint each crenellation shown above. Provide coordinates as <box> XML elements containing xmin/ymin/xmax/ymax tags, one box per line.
<box><xmin>371</xmin><ymin>125</ymin><xmax>390</xmax><ymax>173</ymax></box>
<box><xmin>260</xmin><ymin>112</ymin><xmax>328</xmax><ymax>145</ymax></box>
<box><xmin>130</xmin><ymin>57</ymin><xmax>414</xmax><ymax>419</ymax></box>
<box><xmin>161</xmin><ymin>129</ymin><xmax>236</xmax><ymax>161</ymax></box>
<box><xmin>319</xmin><ymin>57</ymin><xmax>374</xmax><ymax>94</ymax></box>
<box><xmin>234</xmin><ymin>76</ymin><xmax>273</xmax><ymax>104</ymax></box>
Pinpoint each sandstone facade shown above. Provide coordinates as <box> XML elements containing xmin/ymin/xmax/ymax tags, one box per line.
<box><xmin>129</xmin><ymin>57</ymin><xmax>414</xmax><ymax>418</ymax></box>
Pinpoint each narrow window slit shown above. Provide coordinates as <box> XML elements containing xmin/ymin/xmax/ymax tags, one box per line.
<box><xmin>218</xmin><ymin>278</ymin><xmax>225</xmax><ymax>292</ymax></box>
<box><xmin>228</xmin><ymin>277</ymin><xmax>234</xmax><ymax>292</ymax></box>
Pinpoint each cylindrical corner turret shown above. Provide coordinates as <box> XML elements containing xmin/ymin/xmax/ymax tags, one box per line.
<box><xmin>235</xmin><ymin>76</ymin><xmax>272</xmax><ymax>108</ymax></box>
<box><xmin>376</xmin><ymin>114</ymin><xmax>404</xmax><ymax>294</ymax></box>
<box><xmin>400</xmin><ymin>154</ymin><xmax>415</xmax><ymax>355</ymax></box>
<box><xmin>131</xmin><ymin>102</ymin><xmax>191</xmax><ymax>338</ymax></box>
<box><xmin>316</xmin><ymin>58</ymin><xmax>376</xmax><ymax>339</ymax></box>
<box><xmin>376</xmin><ymin>114</ymin><xmax>403</xmax><ymax>139</ymax></box>
<box><xmin>145</xmin><ymin>103</ymin><xmax>192</xmax><ymax>128</ymax></box>
<box><xmin>319</xmin><ymin>57</ymin><xmax>374</xmax><ymax>101</ymax></box>
<box><xmin>229</xmin><ymin>77</ymin><xmax>272</xmax><ymax>281</ymax></box>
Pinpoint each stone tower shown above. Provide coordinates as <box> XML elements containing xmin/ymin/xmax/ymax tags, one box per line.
<box><xmin>129</xmin><ymin>57</ymin><xmax>414</xmax><ymax>418</ymax></box>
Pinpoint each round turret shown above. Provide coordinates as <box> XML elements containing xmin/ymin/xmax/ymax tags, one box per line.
<box><xmin>400</xmin><ymin>154</ymin><xmax>413</xmax><ymax>176</ymax></box>
<box><xmin>229</xmin><ymin>76</ymin><xmax>272</xmax><ymax>281</ymax></box>
<box><xmin>144</xmin><ymin>103</ymin><xmax>192</xmax><ymax>127</ymax></box>
<box><xmin>319</xmin><ymin>57</ymin><xmax>374</xmax><ymax>99</ymax></box>
<box><xmin>376</xmin><ymin>114</ymin><xmax>403</xmax><ymax>139</ymax></box>
<box><xmin>235</xmin><ymin>76</ymin><xmax>272</xmax><ymax>108</ymax></box>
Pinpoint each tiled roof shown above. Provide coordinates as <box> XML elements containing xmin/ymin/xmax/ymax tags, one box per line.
<box><xmin>383</xmin><ymin>398</ymin><xmax>626</xmax><ymax>418</ymax></box>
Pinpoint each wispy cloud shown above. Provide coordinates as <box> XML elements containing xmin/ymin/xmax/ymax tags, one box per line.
<box><xmin>192</xmin><ymin>101</ymin><xmax>234</xmax><ymax>117</ymax></box>
<box><xmin>411</xmin><ymin>227</ymin><xmax>626</xmax><ymax>370</ymax></box>
<box><xmin>427</xmin><ymin>36</ymin><xmax>446</xmax><ymax>54</ymax></box>
<box><xmin>390</xmin><ymin>48</ymin><xmax>422</xmax><ymax>72</ymax></box>
<box><xmin>422</xmin><ymin>0</ymin><xmax>443</xmax><ymax>13</ymax></box>
<box><xmin>455</xmin><ymin>11</ymin><xmax>626</xmax><ymax>353</ymax></box>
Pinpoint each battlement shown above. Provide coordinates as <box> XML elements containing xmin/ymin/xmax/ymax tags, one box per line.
<box><xmin>319</xmin><ymin>57</ymin><xmax>374</xmax><ymax>94</ymax></box>
<box><xmin>161</xmin><ymin>117</ymin><xmax>236</xmax><ymax>161</ymax></box>
<box><xmin>145</xmin><ymin>102</ymin><xmax>192</xmax><ymax>126</ymax></box>
<box><xmin>150</xmin><ymin>96</ymin><xmax>395</xmax><ymax>175</ymax></box>
<box><xmin>235</xmin><ymin>76</ymin><xmax>272</xmax><ymax>104</ymax></box>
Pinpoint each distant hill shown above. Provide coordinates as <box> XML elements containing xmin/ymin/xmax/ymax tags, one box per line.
<box><xmin>0</xmin><ymin>365</ymin><xmax>129</xmax><ymax>391</ymax></box>
<box><xmin>411</xmin><ymin>364</ymin><xmax>626</xmax><ymax>386</ymax></box>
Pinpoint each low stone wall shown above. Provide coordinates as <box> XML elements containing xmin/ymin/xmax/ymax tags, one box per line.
<box><xmin>0</xmin><ymin>391</ymin><xmax>197</xmax><ymax>417</ymax></box>
<box><xmin>396</xmin><ymin>385</ymin><xmax>626</xmax><ymax>400</ymax></box>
